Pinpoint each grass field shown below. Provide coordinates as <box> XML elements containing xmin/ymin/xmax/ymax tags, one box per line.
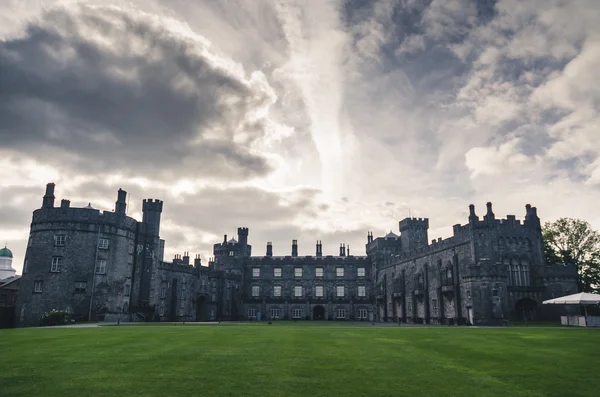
<box><xmin>1</xmin><ymin>323</ymin><xmax>598</xmax><ymax>397</ymax></box>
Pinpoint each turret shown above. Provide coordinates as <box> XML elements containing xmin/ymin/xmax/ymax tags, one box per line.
<box><xmin>237</xmin><ymin>227</ymin><xmax>248</xmax><ymax>246</ymax></box>
<box><xmin>266</xmin><ymin>242</ymin><xmax>273</xmax><ymax>257</ymax></box>
<box><xmin>399</xmin><ymin>217</ymin><xmax>429</xmax><ymax>253</ymax></box>
<box><xmin>142</xmin><ymin>198</ymin><xmax>163</xmax><ymax>236</ymax></box>
<box><xmin>115</xmin><ymin>188</ymin><xmax>127</xmax><ymax>215</ymax></box>
<box><xmin>292</xmin><ymin>240</ymin><xmax>298</xmax><ymax>257</ymax></box>
<box><xmin>42</xmin><ymin>182</ymin><xmax>55</xmax><ymax>209</ymax></box>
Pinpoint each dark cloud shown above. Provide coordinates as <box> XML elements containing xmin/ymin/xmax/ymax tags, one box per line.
<box><xmin>0</xmin><ymin>4</ymin><xmax>277</xmax><ymax>181</ymax></box>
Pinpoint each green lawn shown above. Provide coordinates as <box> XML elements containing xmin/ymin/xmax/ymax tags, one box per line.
<box><xmin>1</xmin><ymin>323</ymin><xmax>598</xmax><ymax>397</ymax></box>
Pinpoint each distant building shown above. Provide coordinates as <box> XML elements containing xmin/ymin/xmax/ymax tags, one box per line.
<box><xmin>13</xmin><ymin>183</ymin><xmax>578</xmax><ymax>327</ymax></box>
<box><xmin>0</xmin><ymin>245</ymin><xmax>16</xmax><ymax>280</ymax></box>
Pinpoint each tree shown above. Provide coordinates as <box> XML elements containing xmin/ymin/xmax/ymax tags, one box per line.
<box><xmin>542</xmin><ymin>218</ymin><xmax>600</xmax><ymax>293</ymax></box>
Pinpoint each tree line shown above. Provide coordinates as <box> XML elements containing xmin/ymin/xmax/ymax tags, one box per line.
<box><xmin>543</xmin><ymin>218</ymin><xmax>600</xmax><ymax>294</ymax></box>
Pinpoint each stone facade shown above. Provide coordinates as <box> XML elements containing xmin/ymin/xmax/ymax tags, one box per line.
<box><xmin>13</xmin><ymin>183</ymin><xmax>578</xmax><ymax>327</ymax></box>
<box><xmin>369</xmin><ymin>203</ymin><xmax>579</xmax><ymax>325</ymax></box>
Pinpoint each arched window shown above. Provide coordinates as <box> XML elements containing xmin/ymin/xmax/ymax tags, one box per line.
<box><xmin>504</xmin><ymin>258</ymin><xmax>511</xmax><ymax>285</ymax></box>
<box><xmin>521</xmin><ymin>258</ymin><xmax>530</xmax><ymax>286</ymax></box>
<box><xmin>446</xmin><ymin>268</ymin><xmax>453</xmax><ymax>285</ymax></box>
<box><xmin>511</xmin><ymin>258</ymin><xmax>519</xmax><ymax>286</ymax></box>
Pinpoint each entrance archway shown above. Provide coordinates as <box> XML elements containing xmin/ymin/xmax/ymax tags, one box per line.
<box><xmin>313</xmin><ymin>305</ymin><xmax>325</xmax><ymax>320</ymax></box>
<box><xmin>515</xmin><ymin>298</ymin><xmax>538</xmax><ymax>320</ymax></box>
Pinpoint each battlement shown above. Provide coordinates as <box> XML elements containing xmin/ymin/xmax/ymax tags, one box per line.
<box><xmin>250</xmin><ymin>255</ymin><xmax>369</xmax><ymax>263</ymax></box>
<box><xmin>158</xmin><ymin>260</ymin><xmax>196</xmax><ymax>275</ymax></box>
<box><xmin>142</xmin><ymin>198</ymin><xmax>163</xmax><ymax>212</ymax></box>
<box><xmin>399</xmin><ymin>217</ymin><xmax>429</xmax><ymax>231</ymax></box>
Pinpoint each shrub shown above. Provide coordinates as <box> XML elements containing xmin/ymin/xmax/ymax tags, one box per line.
<box><xmin>41</xmin><ymin>309</ymin><xmax>69</xmax><ymax>326</ymax></box>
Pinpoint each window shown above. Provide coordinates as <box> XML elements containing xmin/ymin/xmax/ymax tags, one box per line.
<box><xmin>292</xmin><ymin>308</ymin><xmax>303</xmax><ymax>319</ymax></box>
<box><xmin>336</xmin><ymin>286</ymin><xmax>345</xmax><ymax>297</ymax></box>
<box><xmin>228</xmin><ymin>251</ymin><xmax>234</xmax><ymax>256</ymax></box>
<box><xmin>54</xmin><ymin>235</ymin><xmax>66</xmax><ymax>246</ymax></box>
<box><xmin>270</xmin><ymin>308</ymin><xmax>280</xmax><ymax>319</ymax></box>
<box><xmin>336</xmin><ymin>268</ymin><xmax>344</xmax><ymax>277</ymax></box>
<box><xmin>466</xmin><ymin>291</ymin><xmax>471</xmax><ymax>299</ymax></box>
<box><xmin>492</xmin><ymin>289</ymin><xmax>499</xmax><ymax>297</ymax></box>
<box><xmin>211</xmin><ymin>294</ymin><xmax>216</xmax><ymax>302</ymax></box>
<box><xmin>336</xmin><ymin>308</ymin><xmax>346</xmax><ymax>319</ymax></box>
<box><xmin>128</xmin><ymin>241</ymin><xmax>134</xmax><ymax>254</ymax></box>
<box><xmin>316</xmin><ymin>267</ymin><xmax>323</xmax><ymax>277</ymax></box>
<box><xmin>159</xmin><ymin>306</ymin><xmax>164</xmax><ymax>316</ymax></box>
<box><xmin>248</xmin><ymin>309</ymin><xmax>257</xmax><ymax>318</ymax></box>
<box><xmin>252</xmin><ymin>268</ymin><xmax>260</xmax><ymax>278</ymax></box>
<box><xmin>274</xmin><ymin>268</ymin><xmax>282</xmax><ymax>278</ymax></box>
<box><xmin>358</xmin><ymin>286</ymin><xmax>366</xmax><ymax>297</ymax></box>
<box><xmin>446</xmin><ymin>268</ymin><xmax>453</xmax><ymax>284</ymax></box>
<box><xmin>95</xmin><ymin>260</ymin><xmax>107</xmax><ymax>274</ymax></box>
<box><xmin>98</xmin><ymin>238</ymin><xmax>109</xmax><ymax>249</ymax></box>
<box><xmin>315</xmin><ymin>285</ymin><xmax>324</xmax><ymax>297</ymax></box>
<box><xmin>74</xmin><ymin>281</ymin><xmax>87</xmax><ymax>293</ymax></box>
<box><xmin>273</xmin><ymin>285</ymin><xmax>282</xmax><ymax>297</ymax></box>
<box><xmin>51</xmin><ymin>257</ymin><xmax>62</xmax><ymax>272</ymax></box>
<box><xmin>432</xmin><ymin>299</ymin><xmax>438</xmax><ymax>311</ymax></box>
<box><xmin>34</xmin><ymin>280</ymin><xmax>43</xmax><ymax>293</ymax></box>
<box><xmin>357</xmin><ymin>308</ymin><xmax>367</xmax><ymax>319</ymax></box>
<box><xmin>294</xmin><ymin>286</ymin><xmax>303</xmax><ymax>297</ymax></box>
<box><xmin>295</xmin><ymin>268</ymin><xmax>302</xmax><ymax>277</ymax></box>
<box><xmin>161</xmin><ymin>287</ymin><xmax>166</xmax><ymax>298</ymax></box>
<box><xmin>357</xmin><ymin>267</ymin><xmax>365</xmax><ymax>277</ymax></box>
<box><xmin>252</xmin><ymin>285</ymin><xmax>260</xmax><ymax>297</ymax></box>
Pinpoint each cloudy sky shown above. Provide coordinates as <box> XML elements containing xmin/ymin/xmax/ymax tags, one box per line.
<box><xmin>1</xmin><ymin>0</ymin><xmax>599</xmax><ymax>273</ymax></box>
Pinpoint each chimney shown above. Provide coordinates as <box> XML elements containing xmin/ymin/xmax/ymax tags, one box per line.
<box><xmin>266</xmin><ymin>242</ymin><xmax>273</xmax><ymax>257</ymax></box>
<box><xmin>60</xmin><ymin>199</ymin><xmax>70</xmax><ymax>209</ymax></box>
<box><xmin>468</xmin><ymin>204</ymin><xmax>478</xmax><ymax>224</ymax></box>
<box><xmin>292</xmin><ymin>240</ymin><xmax>298</xmax><ymax>257</ymax></box>
<box><xmin>115</xmin><ymin>188</ymin><xmax>127</xmax><ymax>215</ymax></box>
<box><xmin>347</xmin><ymin>245</ymin><xmax>350</xmax><ymax>256</ymax></box>
<box><xmin>484</xmin><ymin>202</ymin><xmax>495</xmax><ymax>222</ymax></box>
<box><xmin>194</xmin><ymin>255</ymin><xmax>201</xmax><ymax>267</ymax></box>
<box><xmin>182</xmin><ymin>252</ymin><xmax>190</xmax><ymax>265</ymax></box>
<box><xmin>42</xmin><ymin>182</ymin><xmax>55</xmax><ymax>209</ymax></box>
<box><xmin>223</xmin><ymin>234</ymin><xmax>227</xmax><ymax>244</ymax></box>
<box><xmin>316</xmin><ymin>240</ymin><xmax>322</xmax><ymax>257</ymax></box>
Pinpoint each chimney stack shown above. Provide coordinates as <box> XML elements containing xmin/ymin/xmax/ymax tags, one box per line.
<box><xmin>292</xmin><ymin>240</ymin><xmax>298</xmax><ymax>257</ymax></box>
<box><xmin>42</xmin><ymin>182</ymin><xmax>55</xmax><ymax>209</ymax></box>
<box><xmin>266</xmin><ymin>242</ymin><xmax>273</xmax><ymax>257</ymax></box>
<box><xmin>60</xmin><ymin>199</ymin><xmax>70</xmax><ymax>209</ymax></box>
<box><xmin>115</xmin><ymin>188</ymin><xmax>127</xmax><ymax>215</ymax></box>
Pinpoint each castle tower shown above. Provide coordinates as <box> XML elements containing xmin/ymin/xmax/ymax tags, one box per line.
<box><xmin>142</xmin><ymin>199</ymin><xmax>163</xmax><ymax>236</ymax></box>
<box><xmin>399</xmin><ymin>218</ymin><xmax>429</xmax><ymax>253</ymax></box>
<box><xmin>42</xmin><ymin>183</ymin><xmax>55</xmax><ymax>209</ymax></box>
<box><xmin>115</xmin><ymin>189</ymin><xmax>127</xmax><ymax>215</ymax></box>
<box><xmin>237</xmin><ymin>227</ymin><xmax>248</xmax><ymax>247</ymax></box>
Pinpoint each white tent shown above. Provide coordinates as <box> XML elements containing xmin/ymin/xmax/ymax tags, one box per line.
<box><xmin>543</xmin><ymin>292</ymin><xmax>600</xmax><ymax>327</ymax></box>
<box><xmin>543</xmin><ymin>292</ymin><xmax>600</xmax><ymax>305</ymax></box>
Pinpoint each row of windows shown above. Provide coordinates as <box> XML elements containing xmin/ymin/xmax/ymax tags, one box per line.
<box><xmin>33</xmin><ymin>280</ymin><xmax>131</xmax><ymax>295</ymax></box>
<box><xmin>251</xmin><ymin>285</ymin><xmax>366</xmax><ymax>298</ymax></box>
<box><xmin>53</xmin><ymin>235</ymin><xmax>112</xmax><ymax>250</ymax></box>
<box><xmin>253</xmin><ymin>267</ymin><xmax>366</xmax><ymax>278</ymax></box>
<box><xmin>249</xmin><ymin>308</ymin><xmax>368</xmax><ymax>319</ymax></box>
<box><xmin>47</xmin><ymin>257</ymin><xmax>111</xmax><ymax>274</ymax></box>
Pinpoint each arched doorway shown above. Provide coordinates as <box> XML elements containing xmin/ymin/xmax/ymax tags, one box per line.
<box><xmin>515</xmin><ymin>298</ymin><xmax>538</xmax><ymax>320</ymax></box>
<box><xmin>313</xmin><ymin>305</ymin><xmax>325</xmax><ymax>320</ymax></box>
<box><xmin>196</xmin><ymin>296</ymin><xmax>207</xmax><ymax>321</ymax></box>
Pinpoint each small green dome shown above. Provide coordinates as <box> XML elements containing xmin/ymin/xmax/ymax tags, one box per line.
<box><xmin>0</xmin><ymin>246</ymin><xmax>13</xmax><ymax>258</ymax></box>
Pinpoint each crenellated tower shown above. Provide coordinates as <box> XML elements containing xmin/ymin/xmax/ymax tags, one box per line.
<box><xmin>399</xmin><ymin>217</ymin><xmax>429</xmax><ymax>253</ymax></box>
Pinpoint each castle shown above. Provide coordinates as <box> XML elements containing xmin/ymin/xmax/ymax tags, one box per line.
<box><xmin>13</xmin><ymin>183</ymin><xmax>578</xmax><ymax>327</ymax></box>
